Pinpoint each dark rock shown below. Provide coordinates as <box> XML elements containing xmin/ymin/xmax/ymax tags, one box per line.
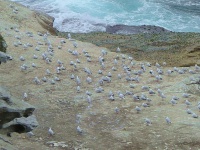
<box><xmin>0</xmin><ymin>134</ymin><xmax>17</xmax><ymax>150</ymax></box>
<box><xmin>0</xmin><ymin>87</ymin><xmax>11</xmax><ymax>103</ymax></box>
<box><xmin>106</xmin><ymin>24</ymin><xmax>171</xmax><ymax>35</ymax></box>
<box><xmin>0</xmin><ymin>87</ymin><xmax>38</xmax><ymax>135</ymax></box>
<box><xmin>2</xmin><ymin>115</ymin><xmax>38</xmax><ymax>133</ymax></box>
<box><xmin>0</xmin><ymin>34</ymin><xmax>7</xmax><ymax>53</ymax></box>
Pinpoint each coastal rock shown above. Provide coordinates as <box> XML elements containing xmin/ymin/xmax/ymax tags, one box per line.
<box><xmin>34</xmin><ymin>11</ymin><xmax>57</xmax><ymax>35</ymax></box>
<box><xmin>2</xmin><ymin>115</ymin><xmax>38</xmax><ymax>133</ymax></box>
<box><xmin>106</xmin><ymin>25</ymin><xmax>171</xmax><ymax>35</ymax></box>
<box><xmin>0</xmin><ymin>134</ymin><xmax>17</xmax><ymax>150</ymax></box>
<box><xmin>0</xmin><ymin>34</ymin><xmax>7</xmax><ymax>53</ymax></box>
<box><xmin>0</xmin><ymin>86</ymin><xmax>38</xmax><ymax>134</ymax></box>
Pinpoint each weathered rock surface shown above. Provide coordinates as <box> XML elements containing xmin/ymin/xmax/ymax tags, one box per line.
<box><xmin>0</xmin><ymin>86</ymin><xmax>38</xmax><ymax>149</ymax></box>
<box><xmin>0</xmin><ymin>87</ymin><xmax>38</xmax><ymax>134</ymax></box>
<box><xmin>0</xmin><ymin>34</ymin><xmax>7</xmax><ymax>53</ymax></box>
<box><xmin>0</xmin><ymin>134</ymin><xmax>17</xmax><ymax>150</ymax></box>
<box><xmin>33</xmin><ymin>11</ymin><xmax>57</xmax><ymax>35</ymax></box>
<box><xmin>106</xmin><ymin>24</ymin><xmax>171</xmax><ymax>35</ymax></box>
<box><xmin>0</xmin><ymin>34</ymin><xmax>10</xmax><ymax>64</ymax></box>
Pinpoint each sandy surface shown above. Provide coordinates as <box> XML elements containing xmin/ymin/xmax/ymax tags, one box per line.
<box><xmin>1</xmin><ymin>0</ymin><xmax>200</xmax><ymax>150</ymax></box>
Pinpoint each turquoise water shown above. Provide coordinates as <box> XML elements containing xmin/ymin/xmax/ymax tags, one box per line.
<box><xmin>11</xmin><ymin>0</ymin><xmax>200</xmax><ymax>33</ymax></box>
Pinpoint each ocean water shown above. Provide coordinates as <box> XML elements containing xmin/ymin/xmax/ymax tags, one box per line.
<box><xmin>10</xmin><ymin>0</ymin><xmax>200</xmax><ymax>33</ymax></box>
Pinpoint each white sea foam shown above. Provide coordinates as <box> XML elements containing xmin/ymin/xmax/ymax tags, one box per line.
<box><xmin>11</xmin><ymin>0</ymin><xmax>200</xmax><ymax>33</ymax></box>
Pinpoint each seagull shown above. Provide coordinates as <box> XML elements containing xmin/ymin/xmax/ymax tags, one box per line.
<box><xmin>125</xmin><ymin>90</ymin><xmax>133</xmax><ymax>95</ymax></box>
<box><xmin>107</xmin><ymin>72</ymin><xmax>112</xmax><ymax>77</ymax></box>
<box><xmin>146</xmin><ymin>62</ymin><xmax>151</xmax><ymax>67</ymax></box>
<box><xmin>50</xmin><ymin>79</ymin><xmax>56</xmax><ymax>84</ymax></box>
<box><xmin>46</xmin><ymin>69</ymin><xmax>51</xmax><ymax>75</ymax></box>
<box><xmin>186</xmin><ymin>109</ymin><xmax>192</xmax><ymax>114</ymax></box>
<box><xmin>142</xmin><ymin>103</ymin><xmax>149</xmax><ymax>107</ymax></box>
<box><xmin>77</xmin><ymin>126</ymin><xmax>83</xmax><ymax>134</ymax></box>
<box><xmin>163</xmin><ymin>62</ymin><xmax>167</xmax><ymax>66</ymax></box>
<box><xmin>160</xmin><ymin>93</ymin><xmax>166</xmax><ymax>100</ymax></box>
<box><xmin>68</xmin><ymin>33</ymin><xmax>71</xmax><ymax>39</ymax></box>
<box><xmin>33</xmin><ymin>77</ymin><xmax>40</xmax><ymax>85</ymax></box>
<box><xmin>109</xmin><ymin>95</ymin><xmax>115</xmax><ymax>101</ymax></box>
<box><xmin>149</xmin><ymin>70</ymin><xmax>155</xmax><ymax>77</ymax></box>
<box><xmin>114</xmin><ymin>59</ymin><xmax>118</xmax><ymax>65</ymax></box>
<box><xmin>70</xmin><ymin>61</ymin><xmax>74</xmax><ymax>66</ymax></box>
<box><xmin>111</xmin><ymin>66</ymin><xmax>117</xmax><ymax>71</ymax></box>
<box><xmin>32</xmin><ymin>63</ymin><xmax>36</xmax><ymax>68</ymax></box>
<box><xmin>27</xmin><ymin>131</ymin><xmax>34</xmax><ymax>138</ymax></box>
<box><xmin>76</xmin><ymin>59</ymin><xmax>81</xmax><ymax>63</ymax></box>
<box><xmin>145</xmin><ymin>118</ymin><xmax>152</xmax><ymax>126</ymax></box>
<box><xmin>86</xmin><ymin>90</ymin><xmax>92</xmax><ymax>96</ymax></box>
<box><xmin>70</xmin><ymin>74</ymin><xmax>75</xmax><ymax>79</ymax></box>
<box><xmin>17</xmin><ymin>40</ymin><xmax>22</xmax><ymax>45</ymax></box>
<box><xmin>117</xmin><ymin>74</ymin><xmax>122</xmax><ymax>79</ymax></box>
<box><xmin>23</xmin><ymin>93</ymin><xmax>28</xmax><ymax>100</ymax></box>
<box><xmin>172</xmin><ymin>96</ymin><xmax>179</xmax><ymax>101</ymax></box>
<box><xmin>86</xmin><ymin>95</ymin><xmax>92</xmax><ymax>104</ymax></box>
<box><xmin>165</xmin><ymin>117</ymin><xmax>171</xmax><ymax>124</ymax></box>
<box><xmin>76</xmin><ymin>86</ymin><xmax>81</xmax><ymax>93</ymax></box>
<box><xmin>142</xmin><ymin>86</ymin><xmax>149</xmax><ymax>91</ymax></box>
<box><xmin>56</xmin><ymin>67</ymin><xmax>61</xmax><ymax>74</ymax></box>
<box><xmin>155</xmin><ymin>75</ymin><xmax>162</xmax><ymax>82</ymax></box>
<box><xmin>19</xmin><ymin>56</ymin><xmax>25</xmax><ymax>61</ymax></box>
<box><xmin>23</xmin><ymin>44</ymin><xmax>28</xmax><ymax>50</ymax></box>
<box><xmin>42</xmin><ymin>77</ymin><xmax>47</xmax><ymax>82</ymax></box>
<box><xmin>33</xmin><ymin>54</ymin><xmax>38</xmax><ymax>59</ymax></box>
<box><xmin>76</xmin><ymin>76</ymin><xmax>81</xmax><ymax>85</ymax></box>
<box><xmin>133</xmin><ymin>94</ymin><xmax>140</xmax><ymax>101</ymax></box>
<box><xmin>157</xmin><ymin>68</ymin><xmax>163</xmax><ymax>74</ymax></box>
<box><xmin>35</xmin><ymin>46</ymin><xmax>40</xmax><ymax>51</ymax></box>
<box><xmin>98</xmin><ymin>70</ymin><xmax>103</xmax><ymax>74</ymax></box>
<box><xmin>129</xmin><ymin>84</ymin><xmax>136</xmax><ymax>89</ymax></box>
<box><xmin>116</xmin><ymin>47</ymin><xmax>121</xmax><ymax>52</ymax></box>
<box><xmin>115</xmin><ymin>107</ymin><xmax>120</xmax><ymax>113</ymax></box>
<box><xmin>87</xmin><ymin>57</ymin><xmax>91</xmax><ymax>62</ymax></box>
<box><xmin>95</xmin><ymin>86</ymin><xmax>104</xmax><ymax>93</ymax></box>
<box><xmin>192</xmin><ymin>113</ymin><xmax>198</xmax><ymax>118</ymax></box>
<box><xmin>166</xmin><ymin>70</ymin><xmax>173</xmax><ymax>75</ymax></box>
<box><xmin>119</xmin><ymin>93</ymin><xmax>125</xmax><ymax>100</ymax></box>
<box><xmin>86</xmin><ymin>77</ymin><xmax>92</xmax><ymax>84</ymax></box>
<box><xmin>135</xmin><ymin>106</ymin><xmax>141</xmax><ymax>113</ymax></box>
<box><xmin>185</xmin><ymin>100</ymin><xmax>191</xmax><ymax>107</ymax></box>
<box><xmin>157</xmin><ymin>89</ymin><xmax>162</xmax><ymax>95</ymax></box>
<box><xmin>108</xmin><ymin>91</ymin><xmax>114</xmax><ymax>97</ymax></box>
<box><xmin>155</xmin><ymin>62</ymin><xmax>161</xmax><ymax>68</ymax></box>
<box><xmin>182</xmin><ymin>93</ymin><xmax>190</xmax><ymax>98</ymax></box>
<box><xmin>170</xmin><ymin>99</ymin><xmax>177</xmax><ymax>106</ymax></box>
<box><xmin>140</xmin><ymin>93</ymin><xmax>147</xmax><ymax>100</ymax></box>
<box><xmin>48</xmin><ymin>127</ymin><xmax>54</xmax><ymax>136</ymax></box>
<box><xmin>54</xmin><ymin>76</ymin><xmax>60</xmax><ymax>81</ymax></box>
<box><xmin>149</xmin><ymin>89</ymin><xmax>155</xmax><ymax>95</ymax></box>
<box><xmin>73</xmin><ymin>42</ymin><xmax>78</xmax><ymax>48</ymax></box>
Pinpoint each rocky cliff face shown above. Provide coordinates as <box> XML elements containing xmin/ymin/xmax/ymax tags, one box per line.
<box><xmin>0</xmin><ymin>86</ymin><xmax>38</xmax><ymax>149</ymax></box>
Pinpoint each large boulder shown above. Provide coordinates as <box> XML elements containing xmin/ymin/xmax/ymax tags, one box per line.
<box><xmin>0</xmin><ymin>86</ymin><xmax>38</xmax><ymax>135</ymax></box>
